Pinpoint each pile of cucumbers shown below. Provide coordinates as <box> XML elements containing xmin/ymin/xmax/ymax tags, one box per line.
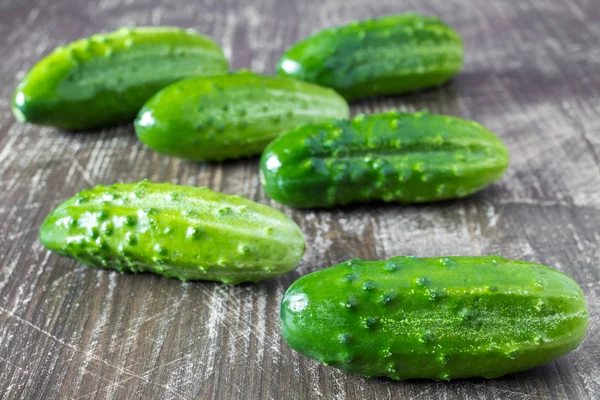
<box><xmin>17</xmin><ymin>14</ymin><xmax>588</xmax><ymax>381</ymax></box>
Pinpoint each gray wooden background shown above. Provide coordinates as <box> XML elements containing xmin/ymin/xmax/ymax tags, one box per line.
<box><xmin>1</xmin><ymin>0</ymin><xmax>599</xmax><ymax>398</ymax></box>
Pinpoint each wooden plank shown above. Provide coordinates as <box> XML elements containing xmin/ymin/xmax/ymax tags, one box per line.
<box><xmin>0</xmin><ymin>0</ymin><xmax>598</xmax><ymax>398</ymax></box>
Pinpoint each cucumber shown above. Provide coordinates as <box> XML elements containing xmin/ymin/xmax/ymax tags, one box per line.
<box><xmin>134</xmin><ymin>71</ymin><xmax>350</xmax><ymax>161</ymax></box>
<box><xmin>260</xmin><ymin>111</ymin><xmax>509</xmax><ymax>208</ymax></box>
<box><xmin>13</xmin><ymin>27</ymin><xmax>228</xmax><ymax>130</ymax></box>
<box><xmin>276</xmin><ymin>13</ymin><xmax>464</xmax><ymax>100</ymax></box>
<box><xmin>281</xmin><ymin>256</ymin><xmax>588</xmax><ymax>380</ymax></box>
<box><xmin>39</xmin><ymin>181</ymin><xmax>305</xmax><ymax>284</ymax></box>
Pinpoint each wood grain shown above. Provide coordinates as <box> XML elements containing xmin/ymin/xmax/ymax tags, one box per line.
<box><xmin>1</xmin><ymin>0</ymin><xmax>599</xmax><ymax>398</ymax></box>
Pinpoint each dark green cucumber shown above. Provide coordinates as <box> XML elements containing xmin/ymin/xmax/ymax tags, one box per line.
<box><xmin>13</xmin><ymin>27</ymin><xmax>228</xmax><ymax>130</ymax></box>
<box><xmin>134</xmin><ymin>71</ymin><xmax>350</xmax><ymax>161</ymax></box>
<box><xmin>276</xmin><ymin>13</ymin><xmax>464</xmax><ymax>100</ymax></box>
<box><xmin>39</xmin><ymin>181</ymin><xmax>305</xmax><ymax>284</ymax></box>
<box><xmin>281</xmin><ymin>256</ymin><xmax>588</xmax><ymax>380</ymax></box>
<box><xmin>260</xmin><ymin>111</ymin><xmax>509</xmax><ymax>208</ymax></box>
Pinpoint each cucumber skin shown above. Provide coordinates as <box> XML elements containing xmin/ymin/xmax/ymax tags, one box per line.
<box><xmin>276</xmin><ymin>14</ymin><xmax>464</xmax><ymax>100</ymax></box>
<box><xmin>281</xmin><ymin>256</ymin><xmax>588</xmax><ymax>380</ymax></box>
<box><xmin>39</xmin><ymin>182</ymin><xmax>305</xmax><ymax>284</ymax></box>
<box><xmin>13</xmin><ymin>27</ymin><xmax>228</xmax><ymax>131</ymax></box>
<box><xmin>260</xmin><ymin>111</ymin><xmax>509</xmax><ymax>208</ymax></box>
<box><xmin>134</xmin><ymin>71</ymin><xmax>350</xmax><ymax>161</ymax></box>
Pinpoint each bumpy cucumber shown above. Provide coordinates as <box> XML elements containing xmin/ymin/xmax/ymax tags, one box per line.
<box><xmin>13</xmin><ymin>27</ymin><xmax>228</xmax><ymax>130</ymax></box>
<box><xmin>276</xmin><ymin>13</ymin><xmax>464</xmax><ymax>99</ymax></box>
<box><xmin>281</xmin><ymin>255</ymin><xmax>588</xmax><ymax>380</ymax></box>
<box><xmin>39</xmin><ymin>181</ymin><xmax>305</xmax><ymax>284</ymax></box>
<box><xmin>260</xmin><ymin>111</ymin><xmax>509</xmax><ymax>208</ymax></box>
<box><xmin>134</xmin><ymin>71</ymin><xmax>350</xmax><ymax>161</ymax></box>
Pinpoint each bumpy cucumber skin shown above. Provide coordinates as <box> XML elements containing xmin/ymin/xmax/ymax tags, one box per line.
<box><xmin>276</xmin><ymin>14</ymin><xmax>464</xmax><ymax>100</ymax></box>
<box><xmin>260</xmin><ymin>111</ymin><xmax>509</xmax><ymax>208</ymax></box>
<box><xmin>13</xmin><ymin>27</ymin><xmax>228</xmax><ymax>130</ymax></box>
<box><xmin>134</xmin><ymin>71</ymin><xmax>350</xmax><ymax>161</ymax></box>
<box><xmin>39</xmin><ymin>182</ymin><xmax>305</xmax><ymax>284</ymax></box>
<box><xmin>281</xmin><ymin>256</ymin><xmax>588</xmax><ymax>380</ymax></box>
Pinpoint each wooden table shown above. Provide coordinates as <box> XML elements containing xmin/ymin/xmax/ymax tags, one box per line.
<box><xmin>1</xmin><ymin>0</ymin><xmax>599</xmax><ymax>398</ymax></box>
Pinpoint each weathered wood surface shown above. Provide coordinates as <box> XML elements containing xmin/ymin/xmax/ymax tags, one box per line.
<box><xmin>1</xmin><ymin>0</ymin><xmax>599</xmax><ymax>398</ymax></box>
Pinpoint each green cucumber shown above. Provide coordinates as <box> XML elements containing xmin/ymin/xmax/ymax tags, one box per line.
<box><xmin>134</xmin><ymin>71</ymin><xmax>350</xmax><ymax>161</ymax></box>
<box><xmin>39</xmin><ymin>181</ymin><xmax>305</xmax><ymax>284</ymax></box>
<box><xmin>13</xmin><ymin>27</ymin><xmax>228</xmax><ymax>130</ymax></box>
<box><xmin>281</xmin><ymin>255</ymin><xmax>588</xmax><ymax>380</ymax></box>
<box><xmin>260</xmin><ymin>111</ymin><xmax>509</xmax><ymax>208</ymax></box>
<box><xmin>276</xmin><ymin>13</ymin><xmax>464</xmax><ymax>99</ymax></box>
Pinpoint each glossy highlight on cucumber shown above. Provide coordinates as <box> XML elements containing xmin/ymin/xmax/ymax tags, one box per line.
<box><xmin>260</xmin><ymin>111</ymin><xmax>509</xmax><ymax>208</ymax></box>
<box><xmin>277</xmin><ymin>13</ymin><xmax>464</xmax><ymax>99</ymax></box>
<box><xmin>13</xmin><ymin>27</ymin><xmax>229</xmax><ymax>130</ymax></box>
<box><xmin>134</xmin><ymin>71</ymin><xmax>350</xmax><ymax>161</ymax></box>
<box><xmin>39</xmin><ymin>181</ymin><xmax>305</xmax><ymax>284</ymax></box>
<box><xmin>281</xmin><ymin>255</ymin><xmax>588</xmax><ymax>380</ymax></box>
